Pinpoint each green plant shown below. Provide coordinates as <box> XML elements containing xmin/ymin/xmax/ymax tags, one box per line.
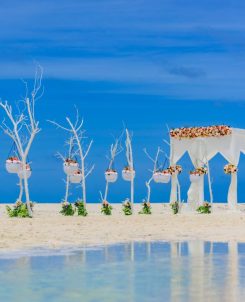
<box><xmin>122</xmin><ymin>199</ymin><xmax>132</xmax><ymax>215</ymax></box>
<box><xmin>60</xmin><ymin>201</ymin><xmax>75</xmax><ymax>216</ymax></box>
<box><xmin>101</xmin><ymin>200</ymin><xmax>113</xmax><ymax>215</ymax></box>
<box><xmin>6</xmin><ymin>201</ymin><xmax>34</xmax><ymax>218</ymax></box>
<box><xmin>197</xmin><ymin>202</ymin><xmax>211</xmax><ymax>214</ymax></box>
<box><xmin>170</xmin><ymin>201</ymin><xmax>179</xmax><ymax>214</ymax></box>
<box><xmin>74</xmin><ymin>200</ymin><xmax>88</xmax><ymax>216</ymax></box>
<box><xmin>139</xmin><ymin>201</ymin><xmax>151</xmax><ymax>214</ymax></box>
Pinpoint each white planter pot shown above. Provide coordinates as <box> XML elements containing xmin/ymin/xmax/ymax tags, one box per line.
<box><xmin>63</xmin><ymin>162</ymin><xmax>79</xmax><ymax>175</ymax></box>
<box><xmin>105</xmin><ymin>171</ymin><xmax>118</xmax><ymax>183</ymax></box>
<box><xmin>122</xmin><ymin>169</ymin><xmax>135</xmax><ymax>181</ymax></box>
<box><xmin>6</xmin><ymin>160</ymin><xmax>21</xmax><ymax>174</ymax></box>
<box><xmin>18</xmin><ymin>169</ymin><xmax>32</xmax><ymax>179</ymax></box>
<box><xmin>190</xmin><ymin>174</ymin><xmax>201</xmax><ymax>183</ymax></box>
<box><xmin>153</xmin><ymin>172</ymin><xmax>171</xmax><ymax>184</ymax></box>
<box><xmin>70</xmin><ymin>173</ymin><xmax>83</xmax><ymax>184</ymax></box>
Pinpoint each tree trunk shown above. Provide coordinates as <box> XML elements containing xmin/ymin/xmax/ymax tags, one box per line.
<box><xmin>22</xmin><ymin>159</ymin><xmax>33</xmax><ymax>217</ymax></box>
<box><xmin>104</xmin><ymin>181</ymin><xmax>109</xmax><ymax>201</ymax></box>
<box><xmin>146</xmin><ymin>180</ymin><xmax>151</xmax><ymax>203</ymax></box>
<box><xmin>131</xmin><ymin>179</ymin><xmax>134</xmax><ymax>213</ymax></box>
<box><xmin>81</xmin><ymin>159</ymin><xmax>87</xmax><ymax>206</ymax></box>
<box><xmin>17</xmin><ymin>178</ymin><xmax>23</xmax><ymax>202</ymax></box>
<box><xmin>64</xmin><ymin>175</ymin><xmax>70</xmax><ymax>202</ymax></box>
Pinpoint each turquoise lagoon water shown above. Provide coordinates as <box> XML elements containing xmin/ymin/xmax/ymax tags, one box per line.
<box><xmin>0</xmin><ymin>241</ymin><xmax>244</xmax><ymax>302</ymax></box>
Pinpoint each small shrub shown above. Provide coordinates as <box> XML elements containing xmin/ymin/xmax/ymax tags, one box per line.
<box><xmin>197</xmin><ymin>202</ymin><xmax>211</xmax><ymax>214</ymax></box>
<box><xmin>139</xmin><ymin>200</ymin><xmax>151</xmax><ymax>215</ymax></box>
<box><xmin>60</xmin><ymin>201</ymin><xmax>75</xmax><ymax>216</ymax></box>
<box><xmin>6</xmin><ymin>201</ymin><xmax>34</xmax><ymax>218</ymax></box>
<box><xmin>170</xmin><ymin>201</ymin><xmax>179</xmax><ymax>214</ymax></box>
<box><xmin>101</xmin><ymin>200</ymin><xmax>113</xmax><ymax>215</ymax></box>
<box><xmin>74</xmin><ymin>200</ymin><xmax>88</xmax><ymax>216</ymax></box>
<box><xmin>122</xmin><ymin>199</ymin><xmax>132</xmax><ymax>215</ymax></box>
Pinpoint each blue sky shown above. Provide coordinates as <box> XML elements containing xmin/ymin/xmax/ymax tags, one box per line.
<box><xmin>0</xmin><ymin>0</ymin><xmax>245</xmax><ymax>203</ymax></box>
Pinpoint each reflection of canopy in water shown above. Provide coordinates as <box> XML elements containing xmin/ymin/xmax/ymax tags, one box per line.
<box><xmin>169</xmin><ymin>127</ymin><xmax>245</xmax><ymax>208</ymax></box>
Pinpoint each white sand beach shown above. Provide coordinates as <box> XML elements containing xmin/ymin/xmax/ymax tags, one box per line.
<box><xmin>0</xmin><ymin>203</ymin><xmax>245</xmax><ymax>252</ymax></box>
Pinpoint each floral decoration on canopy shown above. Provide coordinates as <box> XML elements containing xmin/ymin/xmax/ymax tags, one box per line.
<box><xmin>224</xmin><ymin>164</ymin><xmax>238</xmax><ymax>174</ymax></box>
<box><xmin>170</xmin><ymin>125</ymin><xmax>231</xmax><ymax>139</ymax></box>
<box><xmin>167</xmin><ymin>165</ymin><xmax>182</xmax><ymax>175</ymax></box>
<box><xmin>190</xmin><ymin>167</ymin><xmax>208</xmax><ymax>176</ymax></box>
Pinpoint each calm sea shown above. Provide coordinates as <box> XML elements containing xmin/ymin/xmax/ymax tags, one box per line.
<box><xmin>0</xmin><ymin>241</ymin><xmax>244</xmax><ymax>301</ymax></box>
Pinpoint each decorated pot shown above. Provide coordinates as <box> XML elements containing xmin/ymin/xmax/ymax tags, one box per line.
<box><xmin>122</xmin><ymin>168</ymin><xmax>135</xmax><ymax>181</ymax></box>
<box><xmin>105</xmin><ymin>170</ymin><xmax>118</xmax><ymax>183</ymax></box>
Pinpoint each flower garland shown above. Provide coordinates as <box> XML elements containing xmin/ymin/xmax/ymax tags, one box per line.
<box><xmin>7</xmin><ymin>156</ymin><xmax>20</xmax><ymax>162</ymax></box>
<box><xmin>224</xmin><ymin>164</ymin><xmax>237</xmax><ymax>174</ymax></box>
<box><xmin>105</xmin><ymin>168</ymin><xmax>117</xmax><ymax>173</ymax></box>
<box><xmin>167</xmin><ymin>165</ymin><xmax>182</xmax><ymax>175</ymax></box>
<box><xmin>190</xmin><ymin>167</ymin><xmax>207</xmax><ymax>175</ymax></box>
<box><xmin>154</xmin><ymin>169</ymin><xmax>170</xmax><ymax>175</ymax></box>
<box><xmin>65</xmin><ymin>158</ymin><xmax>77</xmax><ymax>164</ymax></box>
<box><xmin>170</xmin><ymin>125</ymin><xmax>231</xmax><ymax>139</ymax></box>
<box><xmin>123</xmin><ymin>166</ymin><xmax>134</xmax><ymax>171</ymax></box>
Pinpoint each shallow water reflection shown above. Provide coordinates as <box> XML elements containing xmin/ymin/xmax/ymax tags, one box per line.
<box><xmin>0</xmin><ymin>241</ymin><xmax>244</xmax><ymax>301</ymax></box>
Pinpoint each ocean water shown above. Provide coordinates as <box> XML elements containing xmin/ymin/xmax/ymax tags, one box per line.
<box><xmin>0</xmin><ymin>241</ymin><xmax>244</xmax><ymax>302</ymax></box>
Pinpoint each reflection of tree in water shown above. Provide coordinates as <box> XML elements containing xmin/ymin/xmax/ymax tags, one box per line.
<box><xmin>0</xmin><ymin>241</ymin><xmax>243</xmax><ymax>301</ymax></box>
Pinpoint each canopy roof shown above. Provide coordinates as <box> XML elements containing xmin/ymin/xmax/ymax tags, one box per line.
<box><xmin>170</xmin><ymin>127</ymin><xmax>245</xmax><ymax>166</ymax></box>
<box><xmin>170</xmin><ymin>125</ymin><xmax>231</xmax><ymax>139</ymax></box>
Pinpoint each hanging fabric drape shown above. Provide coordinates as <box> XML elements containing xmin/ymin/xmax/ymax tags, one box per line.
<box><xmin>170</xmin><ymin>173</ymin><xmax>177</xmax><ymax>202</ymax></box>
<box><xmin>169</xmin><ymin>127</ymin><xmax>245</xmax><ymax>209</ymax></box>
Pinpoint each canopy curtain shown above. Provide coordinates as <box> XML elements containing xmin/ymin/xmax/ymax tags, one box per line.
<box><xmin>187</xmin><ymin>139</ymin><xmax>206</xmax><ymax>209</ymax></box>
<box><xmin>169</xmin><ymin>128</ymin><xmax>245</xmax><ymax>209</ymax></box>
<box><xmin>220</xmin><ymin>141</ymin><xmax>240</xmax><ymax>209</ymax></box>
<box><xmin>169</xmin><ymin>139</ymin><xmax>188</xmax><ymax>203</ymax></box>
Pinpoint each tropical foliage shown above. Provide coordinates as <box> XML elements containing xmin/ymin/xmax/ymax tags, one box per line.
<box><xmin>60</xmin><ymin>201</ymin><xmax>75</xmax><ymax>216</ymax></box>
<box><xmin>139</xmin><ymin>201</ymin><xmax>152</xmax><ymax>214</ymax></box>
<box><xmin>197</xmin><ymin>202</ymin><xmax>211</xmax><ymax>214</ymax></box>
<box><xmin>101</xmin><ymin>200</ymin><xmax>113</xmax><ymax>215</ymax></box>
<box><xmin>122</xmin><ymin>199</ymin><xmax>132</xmax><ymax>215</ymax></box>
<box><xmin>170</xmin><ymin>201</ymin><xmax>179</xmax><ymax>214</ymax></box>
<box><xmin>74</xmin><ymin>200</ymin><xmax>88</xmax><ymax>216</ymax></box>
<box><xmin>6</xmin><ymin>201</ymin><xmax>34</xmax><ymax>218</ymax></box>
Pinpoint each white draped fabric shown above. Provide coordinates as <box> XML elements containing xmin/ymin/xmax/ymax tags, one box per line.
<box><xmin>169</xmin><ymin>128</ymin><xmax>245</xmax><ymax>209</ymax></box>
<box><xmin>170</xmin><ymin>173</ymin><xmax>177</xmax><ymax>202</ymax></box>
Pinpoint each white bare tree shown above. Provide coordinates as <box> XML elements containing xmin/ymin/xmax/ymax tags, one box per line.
<box><xmin>49</xmin><ymin>110</ymin><xmax>94</xmax><ymax>207</ymax></box>
<box><xmin>56</xmin><ymin>135</ymin><xmax>78</xmax><ymax>202</ymax></box>
<box><xmin>144</xmin><ymin>147</ymin><xmax>163</xmax><ymax>203</ymax></box>
<box><xmin>103</xmin><ymin>136</ymin><xmax>123</xmax><ymax>201</ymax></box>
<box><xmin>125</xmin><ymin>129</ymin><xmax>135</xmax><ymax>210</ymax></box>
<box><xmin>0</xmin><ymin>65</ymin><xmax>43</xmax><ymax>217</ymax></box>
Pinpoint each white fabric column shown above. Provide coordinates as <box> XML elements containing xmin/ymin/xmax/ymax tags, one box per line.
<box><xmin>170</xmin><ymin>173</ymin><xmax>177</xmax><ymax>202</ymax></box>
<box><xmin>187</xmin><ymin>139</ymin><xmax>205</xmax><ymax>209</ymax></box>
<box><xmin>187</xmin><ymin>181</ymin><xmax>200</xmax><ymax>210</ymax></box>
<box><xmin>198</xmin><ymin>175</ymin><xmax>204</xmax><ymax>205</ymax></box>
<box><xmin>228</xmin><ymin>173</ymin><xmax>237</xmax><ymax>209</ymax></box>
<box><xmin>169</xmin><ymin>138</ymin><xmax>189</xmax><ymax>205</ymax></box>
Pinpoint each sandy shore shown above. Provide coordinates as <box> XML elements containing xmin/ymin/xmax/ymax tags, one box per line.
<box><xmin>0</xmin><ymin>203</ymin><xmax>245</xmax><ymax>251</ymax></box>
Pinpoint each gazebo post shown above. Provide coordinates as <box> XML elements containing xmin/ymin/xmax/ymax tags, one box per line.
<box><xmin>206</xmin><ymin>160</ymin><xmax>214</xmax><ymax>210</ymax></box>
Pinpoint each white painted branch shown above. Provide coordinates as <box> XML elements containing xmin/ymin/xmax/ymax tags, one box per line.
<box><xmin>17</xmin><ymin>178</ymin><xmax>23</xmax><ymax>202</ymax></box>
<box><xmin>103</xmin><ymin>137</ymin><xmax>122</xmax><ymax>201</ymax></box>
<box><xmin>144</xmin><ymin>147</ymin><xmax>162</xmax><ymax>203</ymax></box>
<box><xmin>125</xmin><ymin>129</ymin><xmax>134</xmax><ymax>211</ymax></box>
<box><xmin>0</xmin><ymin>65</ymin><xmax>43</xmax><ymax>217</ymax></box>
<box><xmin>50</xmin><ymin>113</ymin><xmax>93</xmax><ymax>207</ymax></box>
<box><xmin>85</xmin><ymin>164</ymin><xmax>95</xmax><ymax>178</ymax></box>
<box><xmin>145</xmin><ymin>177</ymin><xmax>153</xmax><ymax>203</ymax></box>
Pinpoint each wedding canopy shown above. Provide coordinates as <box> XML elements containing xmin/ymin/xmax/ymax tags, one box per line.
<box><xmin>169</xmin><ymin>126</ymin><xmax>245</xmax><ymax>209</ymax></box>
